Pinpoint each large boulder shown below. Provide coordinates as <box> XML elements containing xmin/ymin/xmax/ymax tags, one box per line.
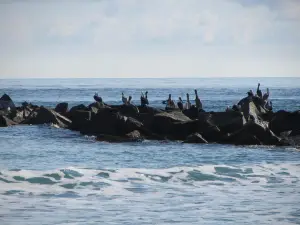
<box><xmin>238</xmin><ymin>97</ymin><xmax>268</xmax><ymax>122</ymax></box>
<box><xmin>183</xmin><ymin>107</ymin><xmax>199</xmax><ymax>120</ymax></box>
<box><xmin>138</xmin><ymin>106</ymin><xmax>162</xmax><ymax>114</ymax></box>
<box><xmin>0</xmin><ymin>115</ymin><xmax>17</xmax><ymax>127</ymax></box>
<box><xmin>269</xmin><ymin>110</ymin><xmax>300</xmax><ymax>136</ymax></box>
<box><xmin>55</xmin><ymin>102</ymin><xmax>68</xmax><ymax>115</ymax></box>
<box><xmin>183</xmin><ymin>133</ymin><xmax>208</xmax><ymax>144</ymax></box>
<box><xmin>68</xmin><ymin>110</ymin><xmax>91</xmax><ymax>131</ymax></box>
<box><xmin>197</xmin><ymin>120</ymin><xmax>223</xmax><ymax>143</ymax></box>
<box><xmin>10</xmin><ymin>107</ymin><xmax>32</xmax><ymax>124</ymax></box>
<box><xmin>118</xmin><ymin>104</ymin><xmax>139</xmax><ymax>118</ymax></box>
<box><xmin>96</xmin><ymin>130</ymin><xmax>143</xmax><ymax>143</ymax></box>
<box><xmin>80</xmin><ymin>108</ymin><xmax>145</xmax><ymax>136</ymax></box>
<box><xmin>170</xmin><ymin>120</ymin><xmax>198</xmax><ymax>140</ymax></box>
<box><xmin>0</xmin><ymin>94</ymin><xmax>16</xmax><ymax>110</ymax></box>
<box><xmin>224</xmin><ymin>121</ymin><xmax>283</xmax><ymax>146</ymax></box>
<box><xmin>69</xmin><ymin>104</ymin><xmax>88</xmax><ymax>112</ymax></box>
<box><xmin>22</xmin><ymin>107</ymin><xmax>71</xmax><ymax>128</ymax></box>
<box><xmin>198</xmin><ymin>111</ymin><xmax>245</xmax><ymax>134</ymax></box>
<box><xmin>152</xmin><ymin>111</ymin><xmax>191</xmax><ymax>135</ymax></box>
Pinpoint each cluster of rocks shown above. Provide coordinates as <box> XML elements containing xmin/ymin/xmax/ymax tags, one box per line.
<box><xmin>1</xmin><ymin>94</ymin><xmax>299</xmax><ymax>147</ymax></box>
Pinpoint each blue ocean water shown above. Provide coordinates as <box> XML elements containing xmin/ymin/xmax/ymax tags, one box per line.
<box><xmin>0</xmin><ymin>77</ymin><xmax>300</xmax><ymax>225</ymax></box>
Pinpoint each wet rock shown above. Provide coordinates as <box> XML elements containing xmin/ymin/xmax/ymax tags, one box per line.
<box><xmin>22</xmin><ymin>107</ymin><xmax>71</xmax><ymax>128</ymax></box>
<box><xmin>198</xmin><ymin>111</ymin><xmax>245</xmax><ymax>134</ymax></box>
<box><xmin>269</xmin><ymin>110</ymin><xmax>300</xmax><ymax>136</ymax></box>
<box><xmin>10</xmin><ymin>107</ymin><xmax>31</xmax><ymax>124</ymax></box>
<box><xmin>68</xmin><ymin>110</ymin><xmax>91</xmax><ymax>131</ymax></box>
<box><xmin>170</xmin><ymin>120</ymin><xmax>198</xmax><ymax>140</ymax></box>
<box><xmin>138</xmin><ymin>106</ymin><xmax>162</xmax><ymax>114</ymax></box>
<box><xmin>69</xmin><ymin>104</ymin><xmax>88</xmax><ymax>112</ymax></box>
<box><xmin>125</xmin><ymin>130</ymin><xmax>143</xmax><ymax>141</ymax></box>
<box><xmin>197</xmin><ymin>120</ymin><xmax>223</xmax><ymax>143</ymax></box>
<box><xmin>183</xmin><ymin>107</ymin><xmax>199</xmax><ymax>120</ymax></box>
<box><xmin>0</xmin><ymin>94</ymin><xmax>16</xmax><ymax>110</ymax></box>
<box><xmin>225</xmin><ymin>121</ymin><xmax>283</xmax><ymax>146</ymax></box>
<box><xmin>0</xmin><ymin>115</ymin><xmax>17</xmax><ymax>127</ymax></box>
<box><xmin>152</xmin><ymin>111</ymin><xmax>191</xmax><ymax>135</ymax></box>
<box><xmin>96</xmin><ymin>130</ymin><xmax>143</xmax><ymax>143</ymax></box>
<box><xmin>183</xmin><ymin>133</ymin><xmax>208</xmax><ymax>144</ymax></box>
<box><xmin>80</xmin><ymin>108</ymin><xmax>144</xmax><ymax>136</ymax></box>
<box><xmin>55</xmin><ymin>102</ymin><xmax>68</xmax><ymax>114</ymax></box>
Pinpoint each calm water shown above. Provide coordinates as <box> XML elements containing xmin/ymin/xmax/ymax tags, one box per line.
<box><xmin>0</xmin><ymin>78</ymin><xmax>300</xmax><ymax>225</ymax></box>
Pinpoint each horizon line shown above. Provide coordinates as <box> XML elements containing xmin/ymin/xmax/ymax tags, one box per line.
<box><xmin>1</xmin><ymin>76</ymin><xmax>300</xmax><ymax>80</ymax></box>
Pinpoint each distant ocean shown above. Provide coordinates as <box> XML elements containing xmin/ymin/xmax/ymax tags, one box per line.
<box><xmin>1</xmin><ymin>77</ymin><xmax>300</xmax><ymax>225</ymax></box>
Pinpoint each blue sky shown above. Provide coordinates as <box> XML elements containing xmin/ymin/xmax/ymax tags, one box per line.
<box><xmin>0</xmin><ymin>0</ymin><xmax>299</xmax><ymax>78</ymax></box>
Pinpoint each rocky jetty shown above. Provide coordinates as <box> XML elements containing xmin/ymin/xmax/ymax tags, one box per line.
<box><xmin>0</xmin><ymin>93</ymin><xmax>299</xmax><ymax>147</ymax></box>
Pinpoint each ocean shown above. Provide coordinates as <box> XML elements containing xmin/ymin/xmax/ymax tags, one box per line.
<box><xmin>0</xmin><ymin>77</ymin><xmax>300</xmax><ymax>225</ymax></box>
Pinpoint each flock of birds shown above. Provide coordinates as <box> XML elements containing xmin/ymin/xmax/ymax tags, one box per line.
<box><xmin>93</xmin><ymin>83</ymin><xmax>272</xmax><ymax>112</ymax></box>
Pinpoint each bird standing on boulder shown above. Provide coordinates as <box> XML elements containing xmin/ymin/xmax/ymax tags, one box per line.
<box><xmin>122</xmin><ymin>92</ymin><xmax>128</xmax><ymax>104</ymax></box>
<box><xmin>177</xmin><ymin>97</ymin><xmax>183</xmax><ymax>110</ymax></box>
<box><xmin>141</xmin><ymin>91</ymin><xmax>149</xmax><ymax>107</ymax></box>
<box><xmin>256</xmin><ymin>83</ymin><xmax>262</xmax><ymax>98</ymax></box>
<box><xmin>185</xmin><ymin>93</ymin><xmax>191</xmax><ymax>110</ymax></box>
<box><xmin>93</xmin><ymin>93</ymin><xmax>103</xmax><ymax>103</ymax></box>
<box><xmin>263</xmin><ymin>88</ymin><xmax>270</xmax><ymax>101</ymax></box>
<box><xmin>127</xmin><ymin>96</ymin><xmax>132</xmax><ymax>105</ymax></box>
<box><xmin>194</xmin><ymin>90</ymin><xmax>203</xmax><ymax>111</ymax></box>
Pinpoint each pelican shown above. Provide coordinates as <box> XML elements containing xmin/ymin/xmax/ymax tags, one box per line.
<box><xmin>141</xmin><ymin>91</ymin><xmax>149</xmax><ymax>106</ymax></box>
<box><xmin>256</xmin><ymin>83</ymin><xmax>262</xmax><ymax>98</ymax></box>
<box><xmin>177</xmin><ymin>97</ymin><xmax>183</xmax><ymax>110</ymax></box>
<box><xmin>263</xmin><ymin>88</ymin><xmax>269</xmax><ymax>101</ymax></box>
<box><xmin>184</xmin><ymin>93</ymin><xmax>191</xmax><ymax>110</ymax></box>
<box><xmin>93</xmin><ymin>93</ymin><xmax>102</xmax><ymax>103</ymax></box>
<box><xmin>127</xmin><ymin>96</ymin><xmax>132</xmax><ymax>104</ymax></box>
<box><xmin>194</xmin><ymin>89</ymin><xmax>203</xmax><ymax>110</ymax></box>
<box><xmin>122</xmin><ymin>92</ymin><xmax>128</xmax><ymax>104</ymax></box>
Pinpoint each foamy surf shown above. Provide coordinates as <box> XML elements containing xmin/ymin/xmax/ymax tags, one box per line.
<box><xmin>1</xmin><ymin>164</ymin><xmax>299</xmax><ymax>197</ymax></box>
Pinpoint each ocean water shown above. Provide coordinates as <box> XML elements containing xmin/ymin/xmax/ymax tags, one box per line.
<box><xmin>0</xmin><ymin>77</ymin><xmax>300</xmax><ymax>225</ymax></box>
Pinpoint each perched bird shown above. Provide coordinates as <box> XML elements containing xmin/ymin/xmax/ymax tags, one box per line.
<box><xmin>194</xmin><ymin>89</ymin><xmax>203</xmax><ymax>110</ymax></box>
<box><xmin>256</xmin><ymin>83</ymin><xmax>262</xmax><ymax>98</ymax></box>
<box><xmin>141</xmin><ymin>91</ymin><xmax>149</xmax><ymax>106</ymax></box>
<box><xmin>93</xmin><ymin>93</ymin><xmax>103</xmax><ymax>103</ymax></box>
<box><xmin>185</xmin><ymin>93</ymin><xmax>191</xmax><ymax>110</ymax></box>
<box><xmin>127</xmin><ymin>96</ymin><xmax>132</xmax><ymax>104</ymax></box>
<box><xmin>177</xmin><ymin>97</ymin><xmax>183</xmax><ymax>110</ymax></box>
<box><xmin>263</xmin><ymin>88</ymin><xmax>270</xmax><ymax>101</ymax></box>
<box><xmin>122</xmin><ymin>92</ymin><xmax>128</xmax><ymax>104</ymax></box>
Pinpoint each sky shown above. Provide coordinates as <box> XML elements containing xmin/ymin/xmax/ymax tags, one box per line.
<box><xmin>0</xmin><ymin>0</ymin><xmax>299</xmax><ymax>78</ymax></box>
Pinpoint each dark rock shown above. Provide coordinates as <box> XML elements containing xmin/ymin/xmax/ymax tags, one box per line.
<box><xmin>183</xmin><ymin>107</ymin><xmax>199</xmax><ymax>119</ymax></box>
<box><xmin>0</xmin><ymin>94</ymin><xmax>16</xmax><ymax>110</ymax></box>
<box><xmin>152</xmin><ymin>111</ymin><xmax>191</xmax><ymax>135</ymax></box>
<box><xmin>68</xmin><ymin>110</ymin><xmax>91</xmax><ymax>131</ymax></box>
<box><xmin>22</xmin><ymin>107</ymin><xmax>71</xmax><ymax>128</ymax></box>
<box><xmin>125</xmin><ymin>130</ymin><xmax>143</xmax><ymax>141</ymax></box>
<box><xmin>170</xmin><ymin>120</ymin><xmax>198</xmax><ymax>140</ymax></box>
<box><xmin>197</xmin><ymin>120</ymin><xmax>223</xmax><ymax>143</ymax></box>
<box><xmin>225</xmin><ymin>121</ymin><xmax>283</xmax><ymax>146</ymax></box>
<box><xmin>198</xmin><ymin>111</ymin><xmax>245</xmax><ymax>134</ymax></box>
<box><xmin>80</xmin><ymin>108</ymin><xmax>144</xmax><ymax>136</ymax></box>
<box><xmin>96</xmin><ymin>130</ymin><xmax>143</xmax><ymax>143</ymax></box>
<box><xmin>0</xmin><ymin>115</ymin><xmax>17</xmax><ymax>127</ymax></box>
<box><xmin>22</xmin><ymin>101</ymin><xmax>29</xmax><ymax>107</ymax></box>
<box><xmin>55</xmin><ymin>102</ymin><xmax>68</xmax><ymax>114</ymax></box>
<box><xmin>69</xmin><ymin>104</ymin><xmax>88</xmax><ymax>112</ymax></box>
<box><xmin>138</xmin><ymin>106</ymin><xmax>162</xmax><ymax>114</ymax></box>
<box><xmin>11</xmin><ymin>107</ymin><xmax>31</xmax><ymax>123</ymax></box>
<box><xmin>269</xmin><ymin>110</ymin><xmax>300</xmax><ymax>136</ymax></box>
<box><xmin>183</xmin><ymin>133</ymin><xmax>208</xmax><ymax>144</ymax></box>
<box><xmin>118</xmin><ymin>104</ymin><xmax>140</xmax><ymax>118</ymax></box>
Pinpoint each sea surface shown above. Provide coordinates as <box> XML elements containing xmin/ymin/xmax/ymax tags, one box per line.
<box><xmin>0</xmin><ymin>77</ymin><xmax>300</xmax><ymax>225</ymax></box>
